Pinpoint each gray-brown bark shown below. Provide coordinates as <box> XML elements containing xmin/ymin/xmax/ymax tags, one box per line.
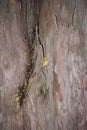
<box><xmin>0</xmin><ymin>0</ymin><xmax>87</xmax><ymax>130</ymax></box>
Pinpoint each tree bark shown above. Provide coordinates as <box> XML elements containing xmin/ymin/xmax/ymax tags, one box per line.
<box><xmin>0</xmin><ymin>0</ymin><xmax>87</xmax><ymax>130</ymax></box>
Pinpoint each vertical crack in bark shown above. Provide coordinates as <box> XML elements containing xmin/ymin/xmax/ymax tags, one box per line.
<box><xmin>36</xmin><ymin>22</ymin><xmax>45</xmax><ymax>58</ymax></box>
<box><xmin>15</xmin><ymin>0</ymin><xmax>36</xmax><ymax>107</ymax></box>
<box><xmin>15</xmin><ymin>32</ymin><xmax>36</xmax><ymax>107</ymax></box>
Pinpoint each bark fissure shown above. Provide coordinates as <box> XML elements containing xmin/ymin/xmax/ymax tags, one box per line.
<box><xmin>15</xmin><ymin>1</ymin><xmax>37</xmax><ymax>107</ymax></box>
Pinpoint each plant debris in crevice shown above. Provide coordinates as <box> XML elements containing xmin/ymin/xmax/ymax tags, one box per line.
<box><xmin>15</xmin><ymin>28</ymin><xmax>36</xmax><ymax>107</ymax></box>
<box><xmin>15</xmin><ymin>0</ymin><xmax>37</xmax><ymax>107</ymax></box>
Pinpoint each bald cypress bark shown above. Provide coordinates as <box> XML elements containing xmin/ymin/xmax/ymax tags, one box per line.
<box><xmin>0</xmin><ymin>0</ymin><xmax>87</xmax><ymax>130</ymax></box>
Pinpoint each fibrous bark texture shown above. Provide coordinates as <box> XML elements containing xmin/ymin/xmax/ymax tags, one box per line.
<box><xmin>0</xmin><ymin>0</ymin><xmax>87</xmax><ymax>130</ymax></box>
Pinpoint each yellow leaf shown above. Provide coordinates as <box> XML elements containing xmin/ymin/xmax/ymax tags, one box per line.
<box><xmin>15</xmin><ymin>96</ymin><xmax>20</xmax><ymax>103</ymax></box>
<box><xmin>43</xmin><ymin>57</ymin><xmax>48</xmax><ymax>67</ymax></box>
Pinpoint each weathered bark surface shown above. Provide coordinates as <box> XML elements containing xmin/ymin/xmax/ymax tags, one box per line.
<box><xmin>0</xmin><ymin>0</ymin><xmax>87</xmax><ymax>130</ymax></box>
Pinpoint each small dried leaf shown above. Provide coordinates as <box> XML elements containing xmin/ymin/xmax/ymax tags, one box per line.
<box><xmin>15</xmin><ymin>96</ymin><xmax>20</xmax><ymax>103</ymax></box>
<box><xmin>43</xmin><ymin>57</ymin><xmax>48</xmax><ymax>67</ymax></box>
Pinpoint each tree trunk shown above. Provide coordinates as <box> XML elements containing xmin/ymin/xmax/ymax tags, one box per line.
<box><xmin>0</xmin><ymin>0</ymin><xmax>87</xmax><ymax>130</ymax></box>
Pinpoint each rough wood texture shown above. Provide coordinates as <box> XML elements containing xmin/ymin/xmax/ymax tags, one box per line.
<box><xmin>0</xmin><ymin>0</ymin><xmax>87</xmax><ymax>130</ymax></box>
